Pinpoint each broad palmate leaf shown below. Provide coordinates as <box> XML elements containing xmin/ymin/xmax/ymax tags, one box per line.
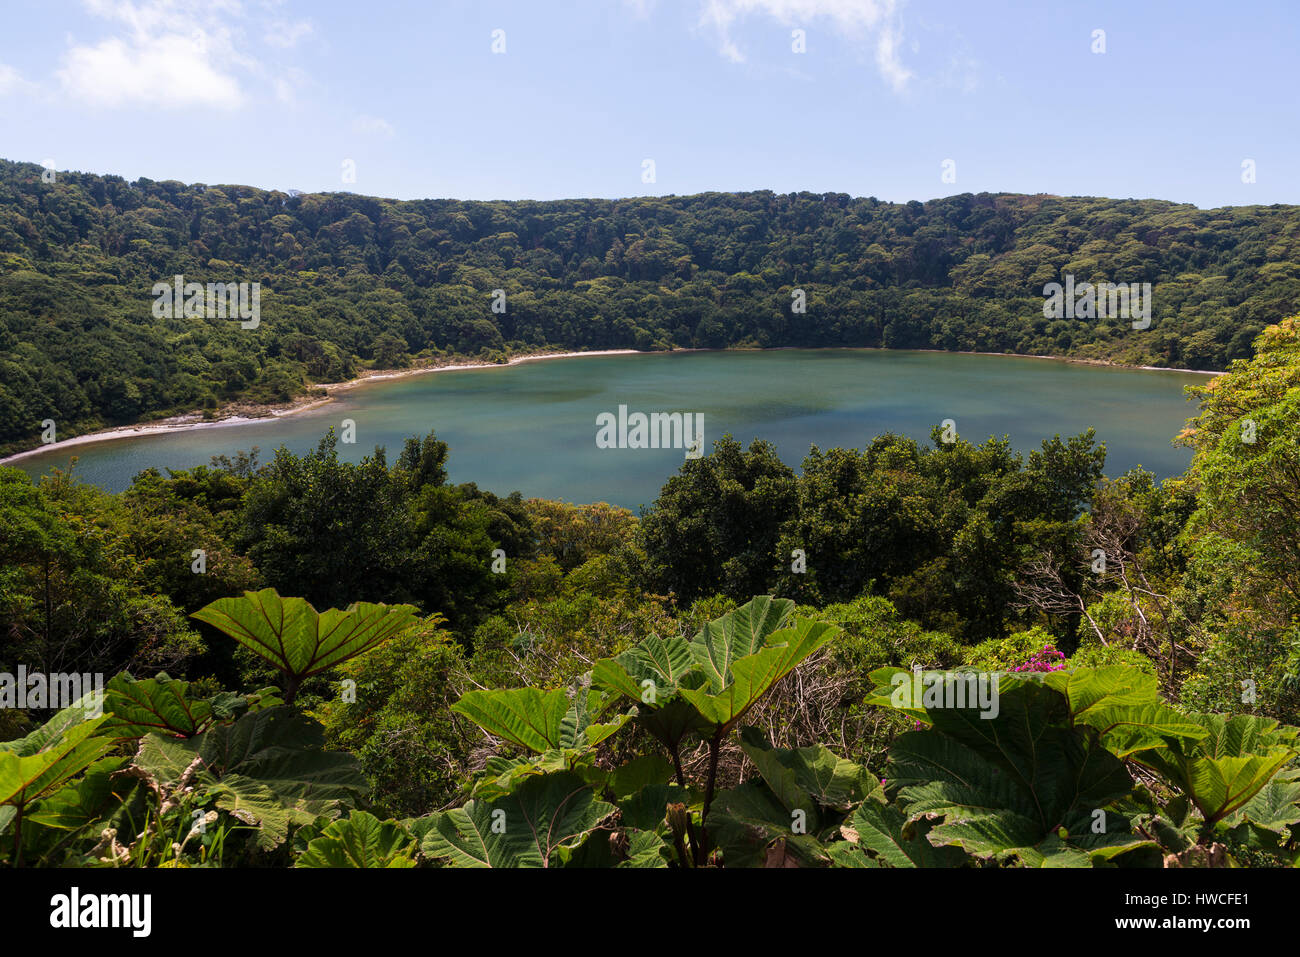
<box><xmin>134</xmin><ymin>706</ymin><xmax>366</xmax><ymax>850</ymax></box>
<box><xmin>678</xmin><ymin>617</ymin><xmax>839</xmax><ymax>734</ymax></box>
<box><xmin>829</xmin><ymin>799</ymin><xmax>967</xmax><ymax>868</ymax></box>
<box><xmin>690</xmin><ymin>596</ymin><xmax>794</xmax><ymax>692</ymax></box>
<box><xmin>1042</xmin><ymin>666</ymin><xmax>1207</xmax><ymax>757</ymax></box>
<box><xmin>591</xmin><ymin>597</ymin><xmax>827</xmax><ymax>746</ymax></box>
<box><xmin>420</xmin><ymin>771</ymin><xmax>614</xmax><ymax>867</ymax></box>
<box><xmin>0</xmin><ymin>716</ymin><xmax>116</xmax><ymax>813</ymax></box>
<box><xmin>1133</xmin><ymin>712</ymin><xmax>1299</xmax><ymax>827</ymax></box>
<box><xmin>101</xmin><ymin>673</ymin><xmax>214</xmax><ymax>739</ymax></box>
<box><xmin>452</xmin><ymin>684</ymin><xmax>630</xmax><ymax>755</ymax></box>
<box><xmin>295</xmin><ymin>810</ymin><xmax>417</xmax><ymax>868</ymax></box>
<box><xmin>192</xmin><ymin>588</ymin><xmax>419</xmax><ymax>696</ymax></box>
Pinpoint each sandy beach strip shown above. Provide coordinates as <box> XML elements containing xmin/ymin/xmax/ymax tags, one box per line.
<box><xmin>0</xmin><ymin>349</ymin><xmax>641</xmax><ymax>465</ymax></box>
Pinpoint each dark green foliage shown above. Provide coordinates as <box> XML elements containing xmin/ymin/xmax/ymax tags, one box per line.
<box><xmin>642</xmin><ymin>427</ymin><xmax>1105</xmax><ymax>641</ymax></box>
<box><xmin>639</xmin><ymin>435</ymin><xmax>795</xmax><ymax>602</ymax></box>
<box><xmin>234</xmin><ymin>429</ymin><xmax>531</xmax><ymax>629</ymax></box>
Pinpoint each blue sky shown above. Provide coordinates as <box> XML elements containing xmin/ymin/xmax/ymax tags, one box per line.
<box><xmin>1</xmin><ymin>0</ymin><xmax>1296</xmax><ymax>208</ymax></box>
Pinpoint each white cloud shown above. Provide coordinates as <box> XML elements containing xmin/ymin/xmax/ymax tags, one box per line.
<box><xmin>266</xmin><ymin>19</ymin><xmax>314</xmax><ymax>49</ymax></box>
<box><xmin>59</xmin><ymin>32</ymin><xmax>245</xmax><ymax>108</ymax></box>
<box><xmin>696</xmin><ymin>0</ymin><xmax>913</xmax><ymax>92</ymax></box>
<box><xmin>0</xmin><ymin>62</ymin><xmax>33</xmax><ymax>96</ymax></box>
<box><xmin>56</xmin><ymin>0</ymin><xmax>312</xmax><ymax>110</ymax></box>
<box><xmin>353</xmin><ymin>114</ymin><xmax>395</xmax><ymax>137</ymax></box>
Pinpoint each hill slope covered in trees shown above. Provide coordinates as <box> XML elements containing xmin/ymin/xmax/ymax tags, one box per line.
<box><xmin>2</xmin><ymin>156</ymin><xmax>1299</xmax><ymax>452</ymax></box>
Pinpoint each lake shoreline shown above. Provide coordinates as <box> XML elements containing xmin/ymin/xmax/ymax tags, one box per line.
<box><xmin>0</xmin><ymin>346</ymin><xmax>1218</xmax><ymax>465</ymax></box>
<box><xmin>0</xmin><ymin>349</ymin><xmax>639</xmax><ymax>465</ymax></box>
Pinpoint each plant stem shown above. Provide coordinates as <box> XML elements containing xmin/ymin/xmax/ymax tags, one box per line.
<box><xmin>697</xmin><ymin>731</ymin><xmax>723</xmax><ymax>866</ymax></box>
<box><xmin>12</xmin><ymin>805</ymin><xmax>23</xmax><ymax>868</ymax></box>
<box><xmin>669</xmin><ymin>744</ymin><xmax>686</xmax><ymax>787</ymax></box>
<box><xmin>668</xmin><ymin>743</ymin><xmax>703</xmax><ymax>865</ymax></box>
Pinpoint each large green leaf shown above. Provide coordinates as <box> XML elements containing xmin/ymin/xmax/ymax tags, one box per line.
<box><xmin>1134</xmin><ymin>713</ymin><xmax>1299</xmax><ymax>827</ymax></box>
<box><xmin>0</xmin><ymin>715</ymin><xmax>116</xmax><ymax>812</ymax></box>
<box><xmin>101</xmin><ymin>673</ymin><xmax>214</xmax><ymax>739</ymax></box>
<box><xmin>420</xmin><ymin>771</ymin><xmax>614</xmax><ymax>867</ymax></box>
<box><xmin>889</xmin><ymin>727</ymin><xmax>1151</xmax><ymax>866</ymax></box>
<box><xmin>709</xmin><ymin>781</ymin><xmax>830</xmax><ymax>868</ymax></box>
<box><xmin>869</xmin><ymin>665</ymin><xmax>1208</xmax><ymax>761</ymax></box>
<box><xmin>678</xmin><ymin>618</ymin><xmax>839</xmax><ymax>734</ymax></box>
<box><xmin>877</xmin><ymin>669</ymin><xmax>1159</xmax><ymax>868</ymax></box>
<box><xmin>452</xmin><ymin>687</ymin><xmax>570</xmax><ymax>754</ymax></box>
<box><xmin>830</xmin><ymin>799</ymin><xmax>967</xmax><ymax>868</ymax></box>
<box><xmin>591</xmin><ymin>598</ymin><xmax>830</xmax><ymax>748</ymax></box>
<box><xmin>1042</xmin><ymin>667</ymin><xmax>1208</xmax><ymax>757</ymax></box>
<box><xmin>133</xmin><ymin>706</ymin><xmax>366</xmax><ymax>850</ymax></box>
<box><xmin>295</xmin><ymin>810</ymin><xmax>417</xmax><ymax>868</ymax></box>
<box><xmin>737</xmin><ymin>726</ymin><xmax>878</xmax><ymax>817</ymax></box>
<box><xmin>1090</xmin><ymin>704</ymin><xmax>1212</xmax><ymax>760</ymax></box>
<box><xmin>593</xmin><ymin>633</ymin><xmax>699</xmax><ymax>701</ymax></box>
<box><xmin>617</xmin><ymin>828</ymin><xmax>670</xmax><ymax>868</ymax></box>
<box><xmin>452</xmin><ymin>684</ymin><xmax>630</xmax><ymax>756</ymax></box>
<box><xmin>192</xmin><ymin>588</ymin><xmax>419</xmax><ymax>693</ymax></box>
<box><xmin>0</xmin><ymin>690</ymin><xmax>107</xmax><ymax>755</ymax></box>
<box><xmin>1043</xmin><ymin>665</ymin><xmax>1158</xmax><ymax>717</ymax></box>
<box><xmin>25</xmin><ymin>756</ymin><xmax>133</xmax><ymax>830</ymax></box>
<box><xmin>592</xmin><ymin>634</ymin><xmax>709</xmax><ymax>751</ymax></box>
<box><xmin>690</xmin><ymin>596</ymin><xmax>793</xmax><ymax>692</ymax></box>
<box><xmin>1223</xmin><ymin>771</ymin><xmax>1300</xmax><ymax>838</ymax></box>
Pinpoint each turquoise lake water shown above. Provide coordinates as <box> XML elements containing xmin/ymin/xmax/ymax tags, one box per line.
<box><xmin>10</xmin><ymin>350</ymin><xmax>1206</xmax><ymax>510</ymax></box>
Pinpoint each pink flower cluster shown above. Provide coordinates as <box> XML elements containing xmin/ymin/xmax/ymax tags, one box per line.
<box><xmin>1012</xmin><ymin>644</ymin><xmax>1067</xmax><ymax>673</ymax></box>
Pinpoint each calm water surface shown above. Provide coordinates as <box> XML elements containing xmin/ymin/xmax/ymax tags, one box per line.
<box><xmin>11</xmin><ymin>350</ymin><xmax>1206</xmax><ymax>510</ymax></box>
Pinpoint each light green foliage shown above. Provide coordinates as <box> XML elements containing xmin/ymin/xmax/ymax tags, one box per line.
<box><xmin>1133</xmin><ymin>713</ymin><xmax>1299</xmax><ymax>828</ymax></box>
<box><xmin>295</xmin><ymin>811</ymin><xmax>418</xmax><ymax>868</ymax></box>
<box><xmin>315</xmin><ymin>620</ymin><xmax>471</xmax><ymax>817</ymax></box>
<box><xmin>1070</xmin><ymin>641</ymin><xmax>1159</xmax><ymax>675</ymax></box>
<box><xmin>452</xmin><ymin>685</ymin><xmax>631</xmax><ymax>756</ymax></box>
<box><xmin>0</xmin><ymin>467</ymin><xmax>206</xmax><ymax>681</ymax></box>
<box><xmin>1177</xmin><ymin>318</ymin><xmax>1300</xmax><ymax>723</ymax></box>
<box><xmin>963</xmin><ymin>627</ymin><xmax>1055</xmax><ymax>671</ymax></box>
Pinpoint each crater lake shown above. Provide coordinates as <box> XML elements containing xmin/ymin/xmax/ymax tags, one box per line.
<box><xmin>8</xmin><ymin>350</ymin><xmax>1208</xmax><ymax>509</ymax></box>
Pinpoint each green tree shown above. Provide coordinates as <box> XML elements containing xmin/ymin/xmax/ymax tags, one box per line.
<box><xmin>640</xmin><ymin>436</ymin><xmax>796</xmax><ymax>602</ymax></box>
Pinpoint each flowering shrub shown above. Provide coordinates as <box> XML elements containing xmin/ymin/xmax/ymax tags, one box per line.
<box><xmin>1011</xmin><ymin>644</ymin><xmax>1068</xmax><ymax>673</ymax></box>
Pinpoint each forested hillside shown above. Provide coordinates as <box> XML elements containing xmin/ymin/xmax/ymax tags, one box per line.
<box><xmin>3</xmin><ymin>157</ymin><xmax>1299</xmax><ymax>453</ymax></box>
